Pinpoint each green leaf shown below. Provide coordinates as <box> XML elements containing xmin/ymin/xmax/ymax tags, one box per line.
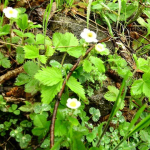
<box><xmin>83</xmin><ymin>60</ymin><xmax>92</xmax><ymax>72</ymax></box>
<box><xmin>36</xmin><ymin>34</ymin><xmax>45</xmax><ymax>44</ymax></box>
<box><xmin>17</xmin><ymin>14</ymin><xmax>28</xmax><ymax>30</ymax></box>
<box><xmin>89</xmin><ymin>56</ymin><xmax>105</xmax><ymax>73</ymax></box>
<box><xmin>1</xmin><ymin>58</ymin><xmax>11</xmax><ymax>68</ymax></box>
<box><xmin>50</xmin><ymin>60</ymin><xmax>62</xmax><ymax>68</ymax></box>
<box><xmin>35</xmin><ymin>67</ymin><xmax>62</xmax><ymax>86</ymax></box>
<box><xmin>142</xmin><ymin>73</ymin><xmax>150</xmax><ymax>97</ymax></box>
<box><xmin>0</xmin><ymin>24</ymin><xmax>10</xmax><ymax>36</ymax></box>
<box><xmin>41</xmin><ymin>81</ymin><xmax>62</xmax><ymax>104</ymax></box>
<box><xmin>136</xmin><ymin>58</ymin><xmax>150</xmax><ymax>73</ymax></box>
<box><xmin>13</xmin><ymin>29</ymin><xmax>24</xmax><ymax>37</ymax></box>
<box><xmin>131</xmin><ymin>73</ymin><xmax>150</xmax><ymax>97</ymax></box>
<box><xmin>140</xmin><ymin>130</ymin><xmax>150</xmax><ymax>143</ymax></box>
<box><xmin>11</xmin><ymin>37</ymin><xmax>20</xmax><ymax>44</ymax></box>
<box><xmin>137</xmin><ymin>17</ymin><xmax>148</xmax><ymax>28</ymax></box>
<box><xmin>53</xmin><ymin>32</ymin><xmax>79</xmax><ymax>52</ymax></box>
<box><xmin>67</xmin><ymin>76</ymin><xmax>86</xmax><ymax>101</ymax></box>
<box><xmin>16</xmin><ymin>47</ymin><xmax>24</xmax><ymax>64</ymax></box>
<box><xmin>25</xmin><ymin>79</ymin><xmax>39</xmax><ymax>95</ymax></box>
<box><xmin>19</xmin><ymin>104</ymin><xmax>33</xmax><ymax>112</ymax></box>
<box><xmin>38</xmin><ymin>55</ymin><xmax>47</xmax><ymax>64</ymax></box>
<box><xmin>67</xmin><ymin>46</ymin><xmax>85</xmax><ymax>58</ymax></box>
<box><xmin>68</xmin><ymin>116</ymin><xmax>79</xmax><ymax>126</ymax></box>
<box><xmin>46</xmin><ymin>46</ymin><xmax>55</xmax><ymax>56</ymax></box>
<box><xmin>14</xmin><ymin>110</ymin><xmax>20</xmax><ymax>115</ymax></box>
<box><xmin>23</xmin><ymin>32</ymin><xmax>35</xmax><ymax>38</ymax></box>
<box><xmin>23</xmin><ymin>61</ymin><xmax>39</xmax><ymax>76</ymax></box>
<box><xmin>89</xmin><ymin>107</ymin><xmax>101</xmax><ymax>122</ymax></box>
<box><xmin>54</xmin><ymin>120</ymin><xmax>68</xmax><ymax>137</ymax></box>
<box><xmin>12</xmin><ymin>104</ymin><xmax>17</xmax><ymax>111</ymax></box>
<box><xmin>72</xmin><ymin>138</ymin><xmax>86</xmax><ymax>150</ymax></box>
<box><xmin>0</xmin><ymin>52</ymin><xmax>4</xmax><ymax>59</ymax></box>
<box><xmin>23</xmin><ymin>45</ymin><xmax>39</xmax><ymax>59</ymax></box>
<box><xmin>33</xmin><ymin>114</ymin><xmax>47</xmax><ymax>128</ymax></box>
<box><xmin>104</xmin><ymin>86</ymin><xmax>119</xmax><ymax>101</ymax></box>
<box><xmin>131</xmin><ymin>79</ymin><xmax>143</xmax><ymax>96</ymax></box>
<box><xmin>15</xmin><ymin>73</ymin><xmax>30</xmax><ymax>86</ymax></box>
<box><xmin>41</xmin><ymin>138</ymin><xmax>50</xmax><ymax>148</ymax></box>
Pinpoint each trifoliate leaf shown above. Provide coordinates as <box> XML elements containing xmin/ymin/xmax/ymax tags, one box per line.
<box><xmin>83</xmin><ymin>60</ymin><xmax>92</xmax><ymax>72</ymax></box>
<box><xmin>89</xmin><ymin>56</ymin><xmax>105</xmax><ymax>73</ymax></box>
<box><xmin>15</xmin><ymin>73</ymin><xmax>30</xmax><ymax>86</ymax></box>
<box><xmin>23</xmin><ymin>61</ymin><xmax>39</xmax><ymax>76</ymax></box>
<box><xmin>41</xmin><ymin>81</ymin><xmax>62</xmax><ymax>104</ymax></box>
<box><xmin>67</xmin><ymin>76</ymin><xmax>86</xmax><ymax>101</ymax></box>
<box><xmin>35</xmin><ymin>67</ymin><xmax>62</xmax><ymax>86</ymax></box>
<box><xmin>17</xmin><ymin>14</ymin><xmax>28</xmax><ymax>30</ymax></box>
<box><xmin>23</xmin><ymin>45</ymin><xmax>39</xmax><ymax>59</ymax></box>
<box><xmin>89</xmin><ymin>107</ymin><xmax>101</xmax><ymax>122</ymax></box>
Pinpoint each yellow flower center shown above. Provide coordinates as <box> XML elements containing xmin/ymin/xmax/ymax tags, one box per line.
<box><xmin>70</xmin><ymin>101</ymin><xmax>76</xmax><ymax>107</ymax></box>
<box><xmin>98</xmin><ymin>45</ymin><xmax>103</xmax><ymax>50</ymax></box>
<box><xmin>87</xmin><ymin>32</ymin><xmax>93</xmax><ymax>37</ymax></box>
<box><xmin>9</xmin><ymin>10</ymin><xmax>13</xmax><ymax>14</ymax></box>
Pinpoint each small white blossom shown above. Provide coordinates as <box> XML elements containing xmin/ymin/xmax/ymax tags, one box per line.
<box><xmin>66</xmin><ymin>98</ymin><xmax>81</xmax><ymax>109</ymax></box>
<box><xmin>3</xmin><ymin>7</ymin><xmax>18</xmax><ymax>19</ymax></box>
<box><xmin>116</xmin><ymin>42</ymin><xmax>126</xmax><ymax>50</ymax></box>
<box><xmin>95</xmin><ymin>43</ymin><xmax>105</xmax><ymax>52</ymax></box>
<box><xmin>80</xmin><ymin>28</ymin><xmax>98</xmax><ymax>43</ymax></box>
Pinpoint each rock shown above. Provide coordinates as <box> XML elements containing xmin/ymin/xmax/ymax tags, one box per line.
<box><xmin>49</xmin><ymin>13</ymin><xmax>115</xmax><ymax>116</ymax></box>
<box><xmin>49</xmin><ymin>13</ymin><xmax>114</xmax><ymax>52</ymax></box>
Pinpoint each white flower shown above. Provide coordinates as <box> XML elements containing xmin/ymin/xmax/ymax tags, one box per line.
<box><xmin>66</xmin><ymin>98</ymin><xmax>81</xmax><ymax>109</ymax></box>
<box><xmin>116</xmin><ymin>42</ymin><xmax>126</xmax><ymax>50</ymax></box>
<box><xmin>95</xmin><ymin>43</ymin><xmax>105</xmax><ymax>52</ymax></box>
<box><xmin>80</xmin><ymin>28</ymin><xmax>98</xmax><ymax>43</ymax></box>
<box><xmin>3</xmin><ymin>7</ymin><xmax>18</xmax><ymax>19</ymax></box>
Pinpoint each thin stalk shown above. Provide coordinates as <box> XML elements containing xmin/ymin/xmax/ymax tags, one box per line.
<box><xmin>61</xmin><ymin>52</ymin><xmax>67</xmax><ymax>66</ymax></box>
<box><xmin>43</xmin><ymin>0</ymin><xmax>53</xmax><ymax>48</ymax></box>
<box><xmin>116</xmin><ymin>0</ymin><xmax>121</xmax><ymax>30</ymax></box>
<box><xmin>9</xmin><ymin>20</ymin><xmax>13</xmax><ymax>53</ymax></box>
<box><xmin>87</xmin><ymin>0</ymin><xmax>93</xmax><ymax>29</ymax></box>
<box><xmin>21</xmin><ymin>30</ymin><xmax>25</xmax><ymax>45</ymax></box>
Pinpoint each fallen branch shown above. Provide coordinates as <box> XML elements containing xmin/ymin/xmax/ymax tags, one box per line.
<box><xmin>50</xmin><ymin>36</ymin><xmax>111</xmax><ymax>148</ymax></box>
<box><xmin>0</xmin><ymin>66</ymin><xmax>24</xmax><ymax>85</ymax></box>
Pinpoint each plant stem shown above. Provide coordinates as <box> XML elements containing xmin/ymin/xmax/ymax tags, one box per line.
<box><xmin>61</xmin><ymin>52</ymin><xmax>67</xmax><ymax>66</ymax></box>
<box><xmin>9</xmin><ymin>20</ymin><xmax>13</xmax><ymax>53</ymax></box>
